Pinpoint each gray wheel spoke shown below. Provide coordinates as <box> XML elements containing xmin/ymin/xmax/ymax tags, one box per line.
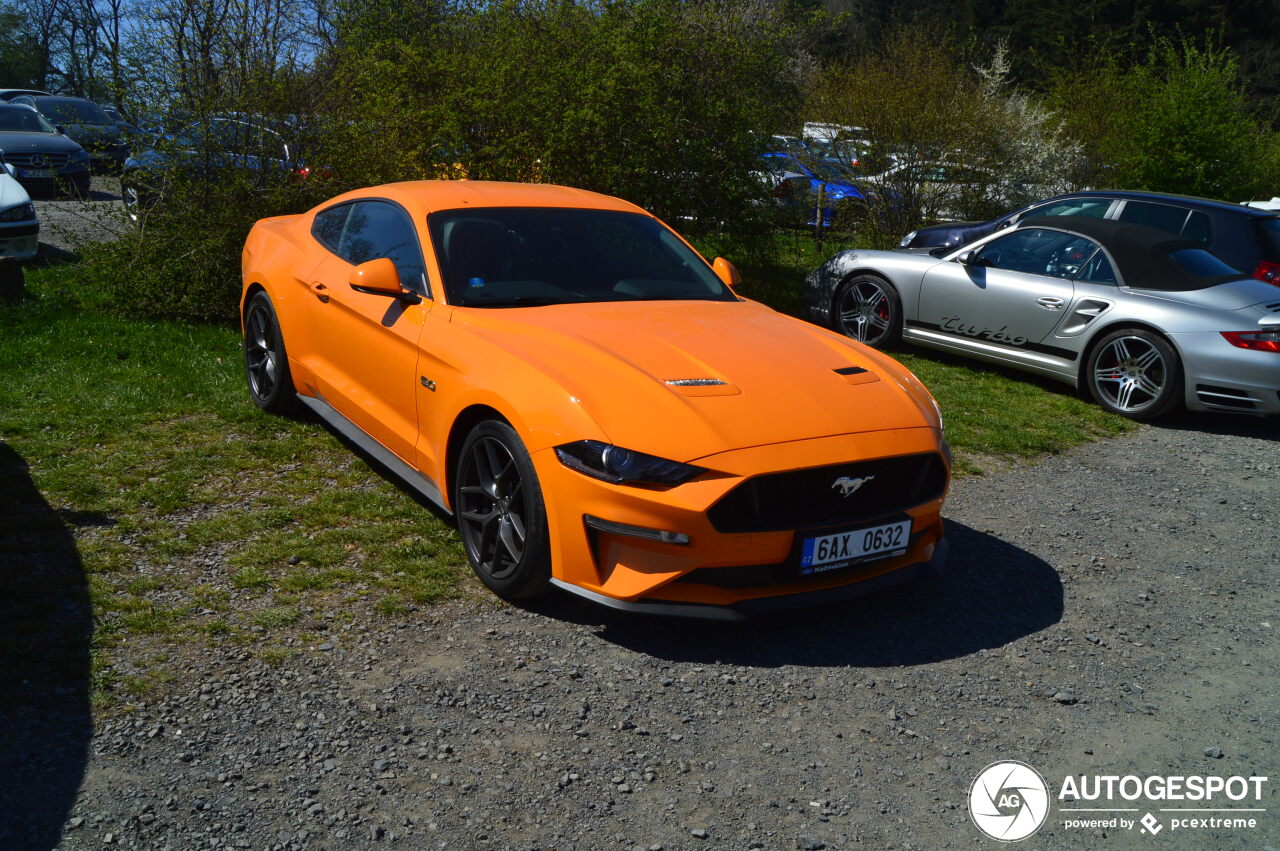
<box><xmin>1115</xmin><ymin>379</ymin><xmax>1137</xmax><ymax>409</ymax></box>
<box><xmin>1135</xmin><ymin>374</ymin><xmax>1163</xmax><ymax>398</ymax></box>
<box><xmin>1134</xmin><ymin>347</ymin><xmax>1161</xmax><ymax>371</ymax></box>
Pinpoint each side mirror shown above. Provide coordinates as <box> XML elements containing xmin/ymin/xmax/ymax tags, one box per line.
<box><xmin>956</xmin><ymin>249</ymin><xmax>977</xmax><ymax>265</ymax></box>
<box><xmin>712</xmin><ymin>256</ymin><xmax>742</xmax><ymax>289</ymax></box>
<box><xmin>55</xmin><ymin>124</ymin><xmax>65</xmax><ymax>135</ymax></box>
<box><xmin>349</xmin><ymin>258</ymin><xmax>405</xmax><ymax>297</ymax></box>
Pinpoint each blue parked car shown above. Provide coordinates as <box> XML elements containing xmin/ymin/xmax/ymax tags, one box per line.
<box><xmin>758</xmin><ymin>152</ymin><xmax>876</xmax><ymax>228</ymax></box>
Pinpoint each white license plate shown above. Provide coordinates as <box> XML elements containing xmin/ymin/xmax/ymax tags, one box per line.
<box><xmin>19</xmin><ymin>169</ymin><xmax>53</xmax><ymax>178</ymax></box>
<box><xmin>799</xmin><ymin>520</ymin><xmax>911</xmax><ymax>575</ymax></box>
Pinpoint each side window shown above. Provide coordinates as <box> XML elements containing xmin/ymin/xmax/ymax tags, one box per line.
<box><xmin>312</xmin><ymin>205</ymin><xmax>350</xmax><ymax>254</ymax></box>
<box><xmin>975</xmin><ymin>228</ymin><xmax>1102</xmax><ymax>280</ymax></box>
<box><xmin>340</xmin><ymin>200</ymin><xmax>430</xmax><ymax>295</ymax></box>
<box><xmin>1029</xmin><ymin>198</ymin><xmax>1112</xmax><ymax>219</ymax></box>
<box><xmin>1181</xmin><ymin>210</ymin><xmax>1211</xmax><ymax>244</ymax></box>
<box><xmin>1076</xmin><ymin>250</ymin><xmax>1118</xmax><ymax>285</ymax></box>
<box><xmin>1117</xmin><ymin>200</ymin><xmax>1190</xmax><ymax>235</ymax></box>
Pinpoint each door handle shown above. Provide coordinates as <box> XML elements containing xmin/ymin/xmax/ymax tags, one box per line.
<box><xmin>1035</xmin><ymin>296</ymin><xmax>1065</xmax><ymax>310</ymax></box>
<box><xmin>311</xmin><ymin>282</ymin><xmax>329</xmax><ymax>303</ymax></box>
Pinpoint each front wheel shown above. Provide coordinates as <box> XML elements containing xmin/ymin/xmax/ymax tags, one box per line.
<box><xmin>243</xmin><ymin>290</ymin><xmax>299</xmax><ymax>414</ymax></box>
<box><xmin>1085</xmin><ymin>328</ymin><xmax>1182</xmax><ymax>420</ymax></box>
<box><xmin>834</xmin><ymin>274</ymin><xmax>902</xmax><ymax>348</ymax></box>
<box><xmin>454</xmin><ymin>420</ymin><xmax>551</xmax><ymax>600</ymax></box>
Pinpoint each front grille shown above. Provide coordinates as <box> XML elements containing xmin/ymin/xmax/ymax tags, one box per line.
<box><xmin>707</xmin><ymin>452</ymin><xmax>947</xmax><ymax>534</ymax></box>
<box><xmin>6</xmin><ymin>152</ymin><xmax>69</xmax><ymax>168</ymax></box>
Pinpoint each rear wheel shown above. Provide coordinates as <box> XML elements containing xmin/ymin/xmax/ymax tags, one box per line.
<box><xmin>243</xmin><ymin>290</ymin><xmax>299</xmax><ymax>414</ymax></box>
<box><xmin>454</xmin><ymin>420</ymin><xmax>551</xmax><ymax>600</ymax></box>
<box><xmin>834</xmin><ymin>274</ymin><xmax>902</xmax><ymax>348</ymax></box>
<box><xmin>1086</xmin><ymin>328</ymin><xmax>1182</xmax><ymax>420</ymax></box>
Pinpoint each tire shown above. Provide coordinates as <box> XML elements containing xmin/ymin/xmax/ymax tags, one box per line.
<box><xmin>454</xmin><ymin>420</ymin><xmax>551</xmax><ymax>600</ymax></box>
<box><xmin>833</xmin><ymin>274</ymin><xmax>902</xmax><ymax>348</ymax></box>
<box><xmin>1085</xmin><ymin>328</ymin><xmax>1183</xmax><ymax>420</ymax></box>
<box><xmin>243</xmin><ymin>290</ymin><xmax>299</xmax><ymax>414</ymax></box>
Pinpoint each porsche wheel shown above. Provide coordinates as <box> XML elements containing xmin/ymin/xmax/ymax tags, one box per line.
<box><xmin>834</xmin><ymin>275</ymin><xmax>901</xmax><ymax>348</ymax></box>
<box><xmin>1086</xmin><ymin>328</ymin><xmax>1182</xmax><ymax>420</ymax></box>
<box><xmin>455</xmin><ymin>420</ymin><xmax>551</xmax><ymax>600</ymax></box>
<box><xmin>243</xmin><ymin>290</ymin><xmax>298</xmax><ymax>414</ymax></box>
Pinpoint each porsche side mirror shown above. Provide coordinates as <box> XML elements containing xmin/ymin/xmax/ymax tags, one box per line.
<box><xmin>349</xmin><ymin>257</ymin><xmax>410</xmax><ymax>298</ymax></box>
<box><xmin>712</xmin><ymin>256</ymin><xmax>742</xmax><ymax>288</ymax></box>
<box><xmin>956</xmin><ymin>249</ymin><xmax>976</xmax><ymax>265</ymax></box>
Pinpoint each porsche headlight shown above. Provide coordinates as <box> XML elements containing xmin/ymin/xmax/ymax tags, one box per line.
<box><xmin>0</xmin><ymin>203</ymin><xmax>34</xmax><ymax>222</ymax></box>
<box><xmin>899</xmin><ymin>230</ymin><xmax>917</xmax><ymax>248</ymax></box>
<box><xmin>555</xmin><ymin>440</ymin><xmax>706</xmax><ymax>486</ymax></box>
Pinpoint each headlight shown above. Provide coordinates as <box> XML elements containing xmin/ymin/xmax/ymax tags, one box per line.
<box><xmin>555</xmin><ymin>440</ymin><xmax>706</xmax><ymax>486</ymax></box>
<box><xmin>0</xmin><ymin>203</ymin><xmax>34</xmax><ymax>222</ymax></box>
<box><xmin>899</xmin><ymin>230</ymin><xmax>917</xmax><ymax>248</ymax></box>
<box><xmin>71</xmin><ymin>149</ymin><xmax>90</xmax><ymax>163</ymax></box>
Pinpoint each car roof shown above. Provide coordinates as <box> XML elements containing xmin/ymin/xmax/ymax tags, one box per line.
<box><xmin>1058</xmin><ymin>189</ymin><xmax>1277</xmax><ymax>219</ymax></box>
<box><xmin>0</xmin><ymin>89</ymin><xmax>51</xmax><ymax>99</ymax></box>
<box><xmin>1018</xmin><ymin>215</ymin><xmax>1245</xmax><ymax>291</ymax></box>
<box><xmin>331</xmin><ymin>181</ymin><xmax>646</xmax><ymax>215</ymax></box>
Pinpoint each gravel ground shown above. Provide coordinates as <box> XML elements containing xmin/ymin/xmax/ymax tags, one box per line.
<box><xmin>30</xmin><ymin>175</ymin><xmax>126</xmax><ymax>259</ymax></box>
<box><xmin>3</xmin><ymin>412</ymin><xmax>1278</xmax><ymax>851</ymax></box>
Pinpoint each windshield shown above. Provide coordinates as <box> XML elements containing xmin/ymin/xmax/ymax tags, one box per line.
<box><xmin>38</xmin><ymin>98</ymin><xmax>110</xmax><ymax>125</ymax></box>
<box><xmin>0</xmin><ymin>106</ymin><xmax>56</xmax><ymax>133</ymax></box>
<box><xmin>428</xmin><ymin>207</ymin><xmax>736</xmax><ymax>308</ymax></box>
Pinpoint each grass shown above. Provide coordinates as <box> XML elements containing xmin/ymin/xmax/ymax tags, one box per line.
<box><xmin>0</xmin><ymin>245</ymin><xmax>1134</xmax><ymax>704</ymax></box>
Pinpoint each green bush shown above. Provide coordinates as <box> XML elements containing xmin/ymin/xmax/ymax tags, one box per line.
<box><xmin>1048</xmin><ymin>34</ymin><xmax>1280</xmax><ymax>200</ymax></box>
<box><xmin>78</xmin><ymin>172</ymin><xmax>340</xmax><ymax>324</ymax></box>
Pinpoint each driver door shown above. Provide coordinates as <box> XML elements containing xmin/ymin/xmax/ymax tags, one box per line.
<box><xmin>305</xmin><ymin>199</ymin><xmax>433</xmax><ymax>464</ymax></box>
<box><xmin>918</xmin><ymin>228</ymin><xmax>1098</xmax><ymax>348</ymax></box>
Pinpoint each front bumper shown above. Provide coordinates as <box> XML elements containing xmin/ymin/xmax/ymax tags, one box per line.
<box><xmin>533</xmin><ymin>426</ymin><xmax>949</xmax><ymax>616</ymax></box>
<box><xmin>0</xmin><ymin>222</ymin><xmax>39</xmax><ymax>261</ymax></box>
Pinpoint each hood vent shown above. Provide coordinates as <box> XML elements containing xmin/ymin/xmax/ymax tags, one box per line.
<box><xmin>833</xmin><ymin>364</ymin><xmax>880</xmax><ymax>386</ymax></box>
<box><xmin>663</xmin><ymin>377</ymin><xmax>740</xmax><ymax>397</ymax></box>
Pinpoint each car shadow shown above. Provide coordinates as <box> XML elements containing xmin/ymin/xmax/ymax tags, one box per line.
<box><xmin>518</xmin><ymin>519</ymin><xmax>1062</xmax><ymax>669</ymax></box>
<box><xmin>1157</xmin><ymin>408</ymin><xmax>1278</xmax><ymax>440</ymax></box>
<box><xmin>0</xmin><ymin>442</ymin><xmax>94</xmax><ymax>849</ymax></box>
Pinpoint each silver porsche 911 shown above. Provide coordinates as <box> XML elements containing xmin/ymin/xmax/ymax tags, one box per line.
<box><xmin>803</xmin><ymin>216</ymin><xmax>1280</xmax><ymax>419</ymax></box>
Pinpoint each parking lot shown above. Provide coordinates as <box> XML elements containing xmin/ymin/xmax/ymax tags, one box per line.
<box><xmin>4</xmin><ymin>409</ymin><xmax>1276</xmax><ymax>850</ymax></box>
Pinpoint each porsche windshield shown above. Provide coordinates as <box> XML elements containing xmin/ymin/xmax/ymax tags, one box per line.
<box><xmin>427</xmin><ymin>207</ymin><xmax>736</xmax><ymax>307</ymax></box>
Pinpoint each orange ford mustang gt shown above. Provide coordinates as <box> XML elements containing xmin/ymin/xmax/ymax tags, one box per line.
<box><xmin>241</xmin><ymin>181</ymin><xmax>951</xmax><ymax>620</ymax></box>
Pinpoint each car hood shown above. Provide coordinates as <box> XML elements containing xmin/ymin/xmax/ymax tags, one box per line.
<box><xmin>452</xmin><ymin>299</ymin><xmax>939</xmax><ymax>462</ymax></box>
<box><xmin>0</xmin><ymin>130</ymin><xmax>86</xmax><ymax>154</ymax></box>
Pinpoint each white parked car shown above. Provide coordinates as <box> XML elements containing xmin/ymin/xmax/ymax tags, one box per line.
<box><xmin>0</xmin><ymin>152</ymin><xmax>39</xmax><ymax>261</ymax></box>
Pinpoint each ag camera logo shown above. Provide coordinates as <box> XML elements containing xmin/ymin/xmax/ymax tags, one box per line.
<box><xmin>969</xmin><ymin>761</ymin><xmax>1050</xmax><ymax>841</ymax></box>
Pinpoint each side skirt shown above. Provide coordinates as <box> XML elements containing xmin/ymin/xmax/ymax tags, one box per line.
<box><xmin>297</xmin><ymin>394</ymin><xmax>451</xmax><ymax>515</ymax></box>
<box><xmin>903</xmin><ymin>326</ymin><xmax>1080</xmax><ymax>387</ymax></box>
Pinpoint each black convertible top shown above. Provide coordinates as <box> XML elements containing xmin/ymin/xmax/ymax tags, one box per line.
<box><xmin>1017</xmin><ymin>215</ymin><xmax>1246</xmax><ymax>291</ymax></box>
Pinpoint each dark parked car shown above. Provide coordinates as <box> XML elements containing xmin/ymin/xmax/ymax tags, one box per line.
<box><xmin>0</xmin><ymin>103</ymin><xmax>91</xmax><ymax>196</ymax></box>
<box><xmin>8</xmin><ymin>94</ymin><xmax>129</xmax><ymax>172</ymax></box>
<box><xmin>0</xmin><ymin>89</ymin><xmax>51</xmax><ymax>101</ymax></box>
<box><xmin>898</xmin><ymin>190</ymin><xmax>1280</xmax><ymax>285</ymax></box>
<box><xmin>121</xmin><ymin>117</ymin><xmax>300</xmax><ymax>218</ymax></box>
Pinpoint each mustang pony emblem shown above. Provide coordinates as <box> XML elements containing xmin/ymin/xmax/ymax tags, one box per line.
<box><xmin>832</xmin><ymin>475</ymin><xmax>874</xmax><ymax>497</ymax></box>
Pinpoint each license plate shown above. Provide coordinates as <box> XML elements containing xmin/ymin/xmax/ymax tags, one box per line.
<box><xmin>799</xmin><ymin>519</ymin><xmax>911</xmax><ymax>575</ymax></box>
<box><xmin>19</xmin><ymin>169</ymin><xmax>53</xmax><ymax>178</ymax></box>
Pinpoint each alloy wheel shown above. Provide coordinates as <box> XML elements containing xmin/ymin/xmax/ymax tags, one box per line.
<box><xmin>1091</xmin><ymin>335</ymin><xmax>1167</xmax><ymax>414</ymax></box>
<box><xmin>245</xmin><ymin>302</ymin><xmax>279</xmax><ymax>402</ymax></box>
<box><xmin>837</xmin><ymin>279</ymin><xmax>893</xmax><ymax>345</ymax></box>
<box><xmin>457</xmin><ymin>436</ymin><xmax>528</xmax><ymax>581</ymax></box>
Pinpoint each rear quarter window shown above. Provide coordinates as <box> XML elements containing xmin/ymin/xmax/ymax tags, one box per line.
<box><xmin>1169</xmin><ymin>248</ymin><xmax>1238</xmax><ymax>278</ymax></box>
<box><xmin>1118</xmin><ymin>200</ymin><xmax>1190</xmax><ymax>235</ymax></box>
<box><xmin>1255</xmin><ymin>217</ymin><xmax>1280</xmax><ymax>261</ymax></box>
